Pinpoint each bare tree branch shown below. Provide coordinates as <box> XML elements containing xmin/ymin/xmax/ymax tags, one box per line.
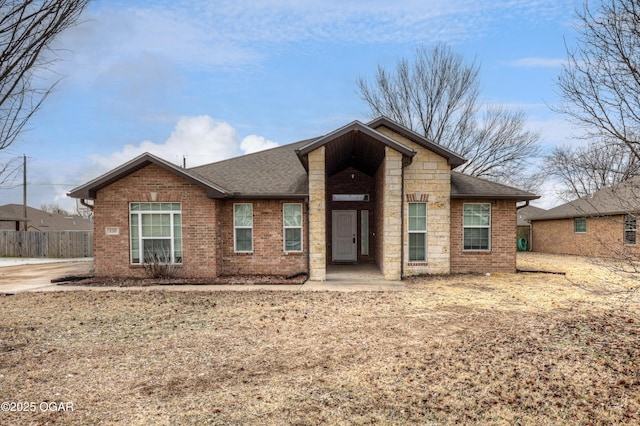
<box><xmin>0</xmin><ymin>0</ymin><xmax>90</xmax><ymax>152</ymax></box>
<box><xmin>357</xmin><ymin>43</ymin><xmax>540</xmax><ymax>188</ymax></box>
<box><xmin>554</xmin><ymin>0</ymin><xmax>640</xmax><ymax>160</ymax></box>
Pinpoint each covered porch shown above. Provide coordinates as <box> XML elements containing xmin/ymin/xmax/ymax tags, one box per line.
<box><xmin>296</xmin><ymin>121</ymin><xmax>415</xmax><ymax>281</ymax></box>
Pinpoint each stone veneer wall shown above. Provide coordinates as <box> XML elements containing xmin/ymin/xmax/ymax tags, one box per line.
<box><xmin>374</xmin><ymin>126</ymin><xmax>452</xmax><ymax>276</ymax></box>
<box><xmin>380</xmin><ymin>147</ymin><xmax>403</xmax><ymax>280</ymax></box>
<box><xmin>308</xmin><ymin>147</ymin><xmax>326</xmax><ymax>280</ymax></box>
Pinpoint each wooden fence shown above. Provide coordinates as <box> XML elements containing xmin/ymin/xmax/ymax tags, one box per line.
<box><xmin>0</xmin><ymin>231</ymin><xmax>93</xmax><ymax>258</ymax></box>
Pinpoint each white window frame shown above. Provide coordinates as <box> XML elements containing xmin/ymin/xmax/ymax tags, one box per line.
<box><xmin>283</xmin><ymin>203</ymin><xmax>303</xmax><ymax>252</ymax></box>
<box><xmin>129</xmin><ymin>202</ymin><xmax>182</xmax><ymax>264</ymax></box>
<box><xmin>234</xmin><ymin>203</ymin><xmax>253</xmax><ymax>253</ymax></box>
<box><xmin>574</xmin><ymin>217</ymin><xmax>587</xmax><ymax>234</ymax></box>
<box><xmin>408</xmin><ymin>202</ymin><xmax>427</xmax><ymax>262</ymax></box>
<box><xmin>624</xmin><ymin>215</ymin><xmax>636</xmax><ymax>245</ymax></box>
<box><xmin>463</xmin><ymin>203</ymin><xmax>491</xmax><ymax>251</ymax></box>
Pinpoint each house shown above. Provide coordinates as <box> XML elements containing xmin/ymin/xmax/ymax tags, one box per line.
<box><xmin>516</xmin><ymin>205</ymin><xmax>546</xmax><ymax>251</ymax></box>
<box><xmin>529</xmin><ymin>178</ymin><xmax>640</xmax><ymax>257</ymax></box>
<box><xmin>0</xmin><ymin>204</ymin><xmax>93</xmax><ymax>232</ymax></box>
<box><xmin>68</xmin><ymin>117</ymin><xmax>538</xmax><ymax>281</ymax></box>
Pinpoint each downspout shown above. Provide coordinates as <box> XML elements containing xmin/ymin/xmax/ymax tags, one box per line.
<box><xmin>400</xmin><ymin>164</ymin><xmax>405</xmax><ymax>279</ymax></box>
<box><xmin>305</xmin><ymin>198</ymin><xmax>310</xmax><ymax>277</ymax></box>
<box><xmin>516</xmin><ymin>201</ymin><xmax>530</xmax><ymax>251</ymax></box>
<box><xmin>80</xmin><ymin>199</ymin><xmax>94</xmax><ymax>211</ymax></box>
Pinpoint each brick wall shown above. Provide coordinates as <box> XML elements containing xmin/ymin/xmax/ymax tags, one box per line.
<box><xmin>450</xmin><ymin>199</ymin><xmax>517</xmax><ymax>273</ymax></box>
<box><xmin>219</xmin><ymin>199</ymin><xmax>308</xmax><ymax>275</ymax></box>
<box><xmin>93</xmin><ymin>164</ymin><xmax>221</xmax><ymax>278</ymax></box>
<box><xmin>531</xmin><ymin>215</ymin><xmax>640</xmax><ymax>257</ymax></box>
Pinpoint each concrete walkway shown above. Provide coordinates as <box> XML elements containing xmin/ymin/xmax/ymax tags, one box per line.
<box><xmin>2</xmin><ymin>260</ymin><xmax>404</xmax><ymax>294</ymax></box>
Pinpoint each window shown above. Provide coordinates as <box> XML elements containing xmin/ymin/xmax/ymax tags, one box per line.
<box><xmin>234</xmin><ymin>203</ymin><xmax>253</xmax><ymax>252</ymax></box>
<box><xmin>463</xmin><ymin>203</ymin><xmax>490</xmax><ymax>251</ymax></box>
<box><xmin>361</xmin><ymin>210</ymin><xmax>369</xmax><ymax>255</ymax></box>
<box><xmin>408</xmin><ymin>202</ymin><xmax>427</xmax><ymax>261</ymax></box>
<box><xmin>574</xmin><ymin>218</ymin><xmax>587</xmax><ymax>233</ymax></box>
<box><xmin>130</xmin><ymin>202</ymin><xmax>182</xmax><ymax>264</ymax></box>
<box><xmin>625</xmin><ymin>215</ymin><xmax>636</xmax><ymax>245</ymax></box>
<box><xmin>283</xmin><ymin>203</ymin><xmax>303</xmax><ymax>252</ymax></box>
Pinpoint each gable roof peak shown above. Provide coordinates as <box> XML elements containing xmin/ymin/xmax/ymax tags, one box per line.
<box><xmin>366</xmin><ymin>116</ymin><xmax>466</xmax><ymax>167</ymax></box>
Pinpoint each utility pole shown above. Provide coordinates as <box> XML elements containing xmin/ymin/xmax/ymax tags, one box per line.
<box><xmin>22</xmin><ymin>154</ymin><xmax>27</xmax><ymax>231</ymax></box>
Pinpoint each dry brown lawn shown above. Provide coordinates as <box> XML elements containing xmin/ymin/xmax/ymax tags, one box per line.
<box><xmin>1</xmin><ymin>253</ymin><xmax>639</xmax><ymax>425</ymax></box>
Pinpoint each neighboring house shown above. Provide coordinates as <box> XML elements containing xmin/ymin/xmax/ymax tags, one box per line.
<box><xmin>516</xmin><ymin>205</ymin><xmax>546</xmax><ymax>251</ymax></box>
<box><xmin>529</xmin><ymin>178</ymin><xmax>640</xmax><ymax>257</ymax></box>
<box><xmin>68</xmin><ymin>117</ymin><xmax>538</xmax><ymax>281</ymax></box>
<box><xmin>0</xmin><ymin>204</ymin><xmax>93</xmax><ymax>232</ymax></box>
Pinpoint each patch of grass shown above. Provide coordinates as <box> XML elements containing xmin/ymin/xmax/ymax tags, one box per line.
<box><xmin>0</xmin><ymin>254</ymin><xmax>639</xmax><ymax>425</ymax></box>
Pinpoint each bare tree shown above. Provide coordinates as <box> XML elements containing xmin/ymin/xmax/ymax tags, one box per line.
<box><xmin>544</xmin><ymin>140</ymin><xmax>640</xmax><ymax>201</ymax></box>
<box><xmin>0</xmin><ymin>155</ymin><xmax>21</xmax><ymax>188</ymax></box>
<box><xmin>357</xmin><ymin>44</ymin><xmax>540</xmax><ymax>188</ymax></box>
<box><xmin>555</xmin><ymin>0</ymin><xmax>640</xmax><ymax>161</ymax></box>
<box><xmin>1</xmin><ymin>0</ymin><xmax>90</xmax><ymax>152</ymax></box>
<box><xmin>40</xmin><ymin>202</ymin><xmax>70</xmax><ymax>215</ymax></box>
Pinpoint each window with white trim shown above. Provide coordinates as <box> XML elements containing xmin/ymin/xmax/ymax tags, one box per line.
<box><xmin>463</xmin><ymin>203</ymin><xmax>490</xmax><ymax>251</ymax></box>
<box><xmin>234</xmin><ymin>203</ymin><xmax>253</xmax><ymax>252</ymax></box>
<box><xmin>624</xmin><ymin>215</ymin><xmax>636</xmax><ymax>245</ymax></box>
<box><xmin>283</xmin><ymin>203</ymin><xmax>303</xmax><ymax>252</ymax></box>
<box><xmin>408</xmin><ymin>202</ymin><xmax>427</xmax><ymax>261</ymax></box>
<box><xmin>130</xmin><ymin>202</ymin><xmax>182</xmax><ymax>264</ymax></box>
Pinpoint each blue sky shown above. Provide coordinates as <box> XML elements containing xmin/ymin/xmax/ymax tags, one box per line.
<box><xmin>0</xmin><ymin>0</ymin><xmax>585</xmax><ymax>211</ymax></box>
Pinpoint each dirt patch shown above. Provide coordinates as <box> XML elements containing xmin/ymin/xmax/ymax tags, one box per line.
<box><xmin>0</xmin><ymin>254</ymin><xmax>639</xmax><ymax>424</ymax></box>
<box><xmin>58</xmin><ymin>273</ymin><xmax>308</xmax><ymax>287</ymax></box>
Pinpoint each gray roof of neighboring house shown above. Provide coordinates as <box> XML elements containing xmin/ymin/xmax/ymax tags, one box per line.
<box><xmin>529</xmin><ymin>177</ymin><xmax>640</xmax><ymax>221</ymax></box>
<box><xmin>68</xmin><ymin>118</ymin><xmax>538</xmax><ymax>202</ymax></box>
<box><xmin>0</xmin><ymin>204</ymin><xmax>93</xmax><ymax>231</ymax></box>
<box><xmin>516</xmin><ymin>205</ymin><xmax>546</xmax><ymax>226</ymax></box>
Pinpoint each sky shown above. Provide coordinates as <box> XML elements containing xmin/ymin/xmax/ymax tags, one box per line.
<box><xmin>0</xmin><ymin>0</ymin><xmax>587</xmax><ymax>212</ymax></box>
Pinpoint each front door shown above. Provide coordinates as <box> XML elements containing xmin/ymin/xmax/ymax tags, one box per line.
<box><xmin>332</xmin><ymin>210</ymin><xmax>357</xmax><ymax>262</ymax></box>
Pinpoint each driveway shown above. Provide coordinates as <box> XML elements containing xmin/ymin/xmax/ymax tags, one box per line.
<box><xmin>0</xmin><ymin>258</ymin><xmax>93</xmax><ymax>294</ymax></box>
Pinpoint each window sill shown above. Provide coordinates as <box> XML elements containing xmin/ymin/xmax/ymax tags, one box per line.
<box><xmin>408</xmin><ymin>262</ymin><xmax>428</xmax><ymax>266</ymax></box>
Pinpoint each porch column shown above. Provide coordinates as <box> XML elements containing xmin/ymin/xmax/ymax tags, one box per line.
<box><xmin>382</xmin><ymin>147</ymin><xmax>403</xmax><ymax>280</ymax></box>
<box><xmin>308</xmin><ymin>146</ymin><xmax>326</xmax><ymax>280</ymax></box>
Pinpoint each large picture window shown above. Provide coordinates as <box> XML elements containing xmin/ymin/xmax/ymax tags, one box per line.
<box><xmin>234</xmin><ymin>203</ymin><xmax>253</xmax><ymax>252</ymax></box>
<box><xmin>130</xmin><ymin>202</ymin><xmax>182</xmax><ymax>264</ymax></box>
<box><xmin>283</xmin><ymin>203</ymin><xmax>303</xmax><ymax>252</ymax></box>
<box><xmin>624</xmin><ymin>215</ymin><xmax>636</xmax><ymax>245</ymax></box>
<box><xmin>408</xmin><ymin>202</ymin><xmax>427</xmax><ymax>261</ymax></box>
<box><xmin>463</xmin><ymin>203</ymin><xmax>490</xmax><ymax>251</ymax></box>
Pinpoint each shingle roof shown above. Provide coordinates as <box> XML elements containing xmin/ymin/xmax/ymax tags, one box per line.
<box><xmin>450</xmin><ymin>172</ymin><xmax>539</xmax><ymax>201</ymax></box>
<box><xmin>0</xmin><ymin>204</ymin><xmax>92</xmax><ymax>231</ymax></box>
<box><xmin>529</xmin><ymin>177</ymin><xmax>640</xmax><ymax>221</ymax></box>
<box><xmin>189</xmin><ymin>140</ymin><xmax>312</xmax><ymax>198</ymax></box>
<box><xmin>517</xmin><ymin>205</ymin><xmax>546</xmax><ymax>226</ymax></box>
<box><xmin>68</xmin><ymin>118</ymin><xmax>538</xmax><ymax>202</ymax></box>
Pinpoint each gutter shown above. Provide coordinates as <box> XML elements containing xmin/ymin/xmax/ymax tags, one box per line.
<box><xmin>80</xmin><ymin>199</ymin><xmax>94</xmax><ymax>211</ymax></box>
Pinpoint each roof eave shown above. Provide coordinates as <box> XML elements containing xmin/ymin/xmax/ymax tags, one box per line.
<box><xmin>451</xmin><ymin>194</ymin><xmax>541</xmax><ymax>201</ymax></box>
<box><xmin>367</xmin><ymin>116</ymin><xmax>467</xmax><ymax>167</ymax></box>
<box><xmin>67</xmin><ymin>153</ymin><xmax>230</xmax><ymax>200</ymax></box>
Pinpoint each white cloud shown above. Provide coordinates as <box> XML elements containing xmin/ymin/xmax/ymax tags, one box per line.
<box><xmin>57</xmin><ymin>0</ymin><xmax>578</xmax><ymax>77</ymax></box>
<box><xmin>89</xmin><ymin>115</ymin><xmax>280</xmax><ymax>175</ymax></box>
<box><xmin>90</xmin><ymin>115</ymin><xmax>240</xmax><ymax>171</ymax></box>
<box><xmin>240</xmin><ymin>135</ymin><xmax>279</xmax><ymax>154</ymax></box>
